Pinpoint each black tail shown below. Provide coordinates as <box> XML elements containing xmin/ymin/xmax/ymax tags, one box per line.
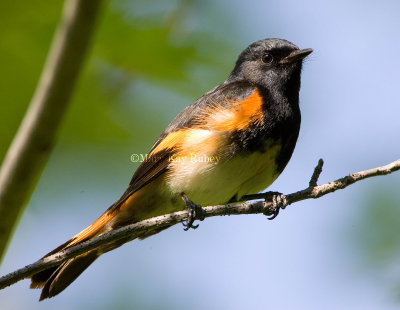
<box><xmin>30</xmin><ymin>249</ymin><xmax>99</xmax><ymax>301</ymax></box>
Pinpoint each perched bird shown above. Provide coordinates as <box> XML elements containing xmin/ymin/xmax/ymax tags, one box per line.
<box><xmin>30</xmin><ymin>38</ymin><xmax>312</xmax><ymax>300</ymax></box>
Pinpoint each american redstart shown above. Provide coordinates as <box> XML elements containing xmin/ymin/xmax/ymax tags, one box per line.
<box><xmin>30</xmin><ymin>38</ymin><xmax>312</xmax><ymax>300</ymax></box>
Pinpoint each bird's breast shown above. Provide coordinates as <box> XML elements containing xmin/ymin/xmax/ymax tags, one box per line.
<box><xmin>165</xmin><ymin>127</ymin><xmax>282</xmax><ymax>206</ymax></box>
<box><xmin>159</xmin><ymin>87</ymin><xmax>296</xmax><ymax>207</ymax></box>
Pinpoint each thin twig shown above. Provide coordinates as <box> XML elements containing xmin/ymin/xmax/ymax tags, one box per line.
<box><xmin>0</xmin><ymin>158</ymin><xmax>399</xmax><ymax>289</ymax></box>
<box><xmin>0</xmin><ymin>0</ymin><xmax>104</xmax><ymax>261</ymax></box>
<box><xmin>309</xmin><ymin>158</ymin><xmax>324</xmax><ymax>187</ymax></box>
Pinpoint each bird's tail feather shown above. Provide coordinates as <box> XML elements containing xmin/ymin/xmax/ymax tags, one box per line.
<box><xmin>30</xmin><ymin>209</ymin><xmax>117</xmax><ymax>300</ymax></box>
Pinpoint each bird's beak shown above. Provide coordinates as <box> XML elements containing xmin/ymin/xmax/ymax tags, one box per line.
<box><xmin>280</xmin><ymin>48</ymin><xmax>313</xmax><ymax>64</ymax></box>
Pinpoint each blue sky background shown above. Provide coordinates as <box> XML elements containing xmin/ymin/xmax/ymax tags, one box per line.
<box><xmin>1</xmin><ymin>0</ymin><xmax>400</xmax><ymax>309</ymax></box>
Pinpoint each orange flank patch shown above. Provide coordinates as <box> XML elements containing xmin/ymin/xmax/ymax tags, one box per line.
<box><xmin>150</xmin><ymin>89</ymin><xmax>264</xmax><ymax>159</ymax></box>
<box><xmin>205</xmin><ymin>89</ymin><xmax>264</xmax><ymax>131</ymax></box>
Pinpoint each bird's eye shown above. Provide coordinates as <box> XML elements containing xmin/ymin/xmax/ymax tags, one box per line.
<box><xmin>261</xmin><ymin>53</ymin><xmax>273</xmax><ymax>64</ymax></box>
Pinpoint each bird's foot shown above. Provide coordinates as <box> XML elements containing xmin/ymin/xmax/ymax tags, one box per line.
<box><xmin>181</xmin><ymin>192</ymin><xmax>205</xmax><ymax>231</ymax></box>
<box><xmin>263</xmin><ymin>191</ymin><xmax>288</xmax><ymax>220</ymax></box>
<box><xmin>242</xmin><ymin>191</ymin><xmax>288</xmax><ymax>220</ymax></box>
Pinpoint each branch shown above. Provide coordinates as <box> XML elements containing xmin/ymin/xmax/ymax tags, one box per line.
<box><xmin>0</xmin><ymin>158</ymin><xmax>399</xmax><ymax>290</ymax></box>
<box><xmin>0</xmin><ymin>0</ymin><xmax>104</xmax><ymax>261</ymax></box>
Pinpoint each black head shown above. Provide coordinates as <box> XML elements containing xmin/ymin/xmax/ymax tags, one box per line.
<box><xmin>229</xmin><ymin>38</ymin><xmax>312</xmax><ymax>90</ymax></box>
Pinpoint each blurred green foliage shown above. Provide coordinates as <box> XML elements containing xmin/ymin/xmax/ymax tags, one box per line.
<box><xmin>0</xmin><ymin>0</ymin><xmax>238</xmax><ymax>157</ymax></box>
<box><xmin>352</xmin><ymin>183</ymin><xmax>400</xmax><ymax>299</ymax></box>
<box><xmin>0</xmin><ymin>0</ymin><xmax>241</xmax><ymax>212</ymax></box>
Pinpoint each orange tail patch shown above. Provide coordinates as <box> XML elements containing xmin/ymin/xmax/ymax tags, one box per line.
<box><xmin>67</xmin><ymin>209</ymin><xmax>118</xmax><ymax>247</ymax></box>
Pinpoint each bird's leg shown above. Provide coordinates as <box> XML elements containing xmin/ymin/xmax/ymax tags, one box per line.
<box><xmin>181</xmin><ymin>192</ymin><xmax>205</xmax><ymax>231</ymax></box>
<box><xmin>241</xmin><ymin>191</ymin><xmax>288</xmax><ymax>220</ymax></box>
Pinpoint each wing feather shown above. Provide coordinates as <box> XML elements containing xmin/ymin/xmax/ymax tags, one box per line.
<box><xmin>107</xmin><ymin>81</ymin><xmax>257</xmax><ymax>213</ymax></box>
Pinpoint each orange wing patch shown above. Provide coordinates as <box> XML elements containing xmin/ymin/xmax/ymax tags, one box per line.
<box><xmin>150</xmin><ymin>130</ymin><xmax>186</xmax><ymax>155</ymax></box>
<box><xmin>151</xmin><ymin>128</ymin><xmax>220</xmax><ymax>164</ymax></box>
<box><xmin>204</xmin><ymin>89</ymin><xmax>264</xmax><ymax>131</ymax></box>
<box><xmin>151</xmin><ymin>89</ymin><xmax>263</xmax><ymax>157</ymax></box>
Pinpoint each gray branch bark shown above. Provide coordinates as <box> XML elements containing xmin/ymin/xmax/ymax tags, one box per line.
<box><xmin>0</xmin><ymin>158</ymin><xmax>399</xmax><ymax>290</ymax></box>
<box><xmin>0</xmin><ymin>0</ymin><xmax>104</xmax><ymax>261</ymax></box>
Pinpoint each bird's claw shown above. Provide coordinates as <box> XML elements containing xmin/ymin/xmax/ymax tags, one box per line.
<box><xmin>181</xmin><ymin>193</ymin><xmax>205</xmax><ymax>231</ymax></box>
<box><xmin>263</xmin><ymin>191</ymin><xmax>288</xmax><ymax>220</ymax></box>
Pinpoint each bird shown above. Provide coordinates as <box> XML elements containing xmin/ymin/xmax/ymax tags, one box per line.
<box><xmin>29</xmin><ymin>38</ymin><xmax>312</xmax><ymax>300</ymax></box>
